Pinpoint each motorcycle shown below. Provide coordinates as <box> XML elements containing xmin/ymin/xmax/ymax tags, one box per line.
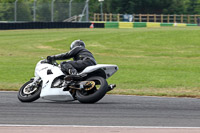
<box><xmin>18</xmin><ymin>59</ymin><xmax>118</xmax><ymax>103</ymax></box>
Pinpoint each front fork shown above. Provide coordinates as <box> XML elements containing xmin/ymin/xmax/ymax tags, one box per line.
<box><xmin>30</xmin><ymin>77</ymin><xmax>41</xmax><ymax>87</ymax></box>
<box><xmin>23</xmin><ymin>77</ymin><xmax>42</xmax><ymax>95</ymax></box>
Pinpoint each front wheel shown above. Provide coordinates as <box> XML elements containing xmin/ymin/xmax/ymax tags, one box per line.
<box><xmin>18</xmin><ymin>80</ymin><xmax>42</xmax><ymax>102</ymax></box>
<box><xmin>76</xmin><ymin>76</ymin><xmax>108</xmax><ymax>103</ymax></box>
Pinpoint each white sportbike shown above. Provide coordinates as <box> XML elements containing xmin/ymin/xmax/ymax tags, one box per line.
<box><xmin>18</xmin><ymin>59</ymin><xmax>118</xmax><ymax>103</ymax></box>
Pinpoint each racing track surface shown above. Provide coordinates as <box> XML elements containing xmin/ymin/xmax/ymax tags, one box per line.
<box><xmin>0</xmin><ymin>91</ymin><xmax>200</xmax><ymax>127</ymax></box>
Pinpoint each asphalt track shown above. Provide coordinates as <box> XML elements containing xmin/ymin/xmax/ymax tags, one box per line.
<box><xmin>0</xmin><ymin>91</ymin><xmax>200</xmax><ymax>127</ymax></box>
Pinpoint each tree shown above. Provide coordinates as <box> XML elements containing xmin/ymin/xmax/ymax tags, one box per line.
<box><xmin>187</xmin><ymin>0</ymin><xmax>200</xmax><ymax>14</ymax></box>
<box><xmin>36</xmin><ymin>0</ymin><xmax>51</xmax><ymax>22</ymax></box>
<box><xmin>0</xmin><ymin>0</ymin><xmax>32</xmax><ymax>21</ymax></box>
<box><xmin>0</xmin><ymin>0</ymin><xmax>200</xmax><ymax>22</ymax></box>
<box><xmin>0</xmin><ymin>2</ymin><xmax>14</xmax><ymax>21</ymax></box>
<box><xmin>162</xmin><ymin>0</ymin><xmax>186</xmax><ymax>14</ymax></box>
<box><xmin>17</xmin><ymin>0</ymin><xmax>32</xmax><ymax>21</ymax></box>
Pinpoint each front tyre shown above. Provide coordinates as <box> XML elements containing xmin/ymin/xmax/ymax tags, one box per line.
<box><xmin>76</xmin><ymin>76</ymin><xmax>108</xmax><ymax>103</ymax></box>
<box><xmin>18</xmin><ymin>80</ymin><xmax>42</xmax><ymax>102</ymax></box>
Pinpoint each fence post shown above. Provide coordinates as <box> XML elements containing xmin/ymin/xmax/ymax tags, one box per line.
<box><xmin>100</xmin><ymin>1</ymin><xmax>103</xmax><ymax>21</ymax></box>
<box><xmin>133</xmin><ymin>14</ymin><xmax>135</xmax><ymax>22</ymax></box>
<box><xmin>109</xmin><ymin>13</ymin><xmax>112</xmax><ymax>21</ymax></box>
<box><xmin>147</xmin><ymin>14</ymin><xmax>149</xmax><ymax>22</ymax></box>
<box><xmin>86</xmin><ymin>0</ymin><xmax>89</xmax><ymax>22</ymax></box>
<box><xmin>105</xmin><ymin>13</ymin><xmax>107</xmax><ymax>21</ymax></box>
<box><xmin>14</xmin><ymin>0</ymin><xmax>18</xmax><ymax>22</ymax></box>
<box><xmin>117</xmin><ymin>14</ymin><xmax>120</xmax><ymax>22</ymax></box>
<box><xmin>187</xmin><ymin>15</ymin><xmax>190</xmax><ymax>24</ymax></box>
<box><xmin>167</xmin><ymin>14</ymin><xmax>170</xmax><ymax>23</ymax></box>
<box><xmin>194</xmin><ymin>15</ymin><xmax>197</xmax><ymax>24</ymax></box>
<box><xmin>181</xmin><ymin>14</ymin><xmax>183</xmax><ymax>23</ymax></box>
<box><xmin>94</xmin><ymin>13</ymin><xmax>96</xmax><ymax>21</ymax></box>
<box><xmin>98</xmin><ymin>13</ymin><xmax>100</xmax><ymax>21</ymax></box>
<box><xmin>51</xmin><ymin>0</ymin><xmax>56</xmax><ymax>22</ymax></box>
<box><xmin>33</xmin><ymin>0</ymin><xmax>37</xmax><ymax>22</ymax></box>
<box><xmin>79</xmin><ymin>0</ymin><xmax>89</xmax><ymax>22</ymax></box>
<box><xmin>139</xmin><ymin>14</ymin><xmax>142</xmax><ymax>22</ymax></box>
<box><xmin>174</xmin><ymin>14</ymin><xmax>176</xmax><ymax>23</ymax></box>
<box><xmin>161</xmin><ymin>14</ymin><xmax>163</xmax><ymax>23</ymax></box>
<box><xmin>69</xmin><ymin>0</ymin><xmax>73</xmax><ymax>18</ymax></box>
<box><xmin>154</xmin><ymin>14</ymin><xmax>156</xmax><ymax>22</ymax></box>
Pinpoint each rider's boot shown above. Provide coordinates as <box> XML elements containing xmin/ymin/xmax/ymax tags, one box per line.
<box><xmin>68</xmin><ymin>68</ymin><xmax>77</xmax><ymax>75</ymax></box>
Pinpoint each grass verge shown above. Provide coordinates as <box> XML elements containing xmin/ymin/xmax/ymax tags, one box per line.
<box><xmin>0</xmin><ymin>27</ymin><xmax>200</xmax><ymax>98</ymax></box>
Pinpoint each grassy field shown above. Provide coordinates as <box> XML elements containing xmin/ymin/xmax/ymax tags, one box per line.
<box><xmin>0</xmin><ymin>27</ymin><xmax>200</xmax><ymax>98</ymax></box>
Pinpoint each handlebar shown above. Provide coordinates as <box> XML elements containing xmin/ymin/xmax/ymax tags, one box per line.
<box><xmin>41</xmin><ymin>59</ymin><xmax>58</xmax><ymax>66</ymax></box>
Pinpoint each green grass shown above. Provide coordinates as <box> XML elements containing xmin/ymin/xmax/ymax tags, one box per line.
<box><xmin>0</xmin><ymin>27</ymin><xmax>200</xmax><ymax>98</ymax></box>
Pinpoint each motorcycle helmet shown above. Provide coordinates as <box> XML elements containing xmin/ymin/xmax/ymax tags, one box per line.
<box><xmin>70</xmin><ymin>40</ymin><xmax>85</xmax><ymax>50</ymax></box>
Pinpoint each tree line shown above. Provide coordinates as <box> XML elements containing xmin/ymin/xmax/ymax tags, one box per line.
<box><xmin>90</xmin><ymin>0</ymin><xmax>200</xmax><ymax>15</ymax></box>
<box><xmin>0</xmin><ymin>0</ymin><xmax>200</xmax><ymax>21</ymax></box>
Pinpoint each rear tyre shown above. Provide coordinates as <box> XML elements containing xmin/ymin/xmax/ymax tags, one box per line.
<box><xmin>76</xmin><ymin>76</ymin><xmax>108</xmax><ymax>103</ymax></box>
<box><xmin>18</xmin><ymin>80</ymin><xmax>42</xmax><ymax>102</ymax></box>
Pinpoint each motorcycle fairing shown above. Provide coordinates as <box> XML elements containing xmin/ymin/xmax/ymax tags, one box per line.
<box><xmin>79</xmin><ymin>64</ymin><xmax>118</xmax><ymax>79</ymax></box>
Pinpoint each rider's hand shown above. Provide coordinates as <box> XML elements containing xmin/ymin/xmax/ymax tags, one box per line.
<box><xmin>47</xmin><ymin>56</ymin><xmax>54</xmax><ymax>62</ymax></box>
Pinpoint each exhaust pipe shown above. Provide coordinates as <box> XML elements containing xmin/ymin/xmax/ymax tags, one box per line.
<box><xmin>107</xmin><ymin>84</ymin><xmax>116</xmax><ymax>92</ymax></box>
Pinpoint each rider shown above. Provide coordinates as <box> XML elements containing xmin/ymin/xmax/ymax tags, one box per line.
<box><xmin>47</xmin><ymin>40</ymin><xmax>97</xmax><ymax>75</ymax></box>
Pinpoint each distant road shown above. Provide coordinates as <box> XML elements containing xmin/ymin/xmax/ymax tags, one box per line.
<box><xmin>0</xmin><ymin>91</ymin><xmax>200</xmax><ymax>127</ymax></box>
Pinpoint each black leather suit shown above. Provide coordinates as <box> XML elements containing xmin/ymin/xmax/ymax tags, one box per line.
<box><xmin>53</xmin><ymin>46</ymin><xmax>96</xmax><ymax>74</ymax></box>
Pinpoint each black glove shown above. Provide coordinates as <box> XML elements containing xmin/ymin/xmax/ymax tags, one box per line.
<box><xmin>47</xmin><ymin>56</ymin><xmax>55</xmax><ymax>62</ymax></box>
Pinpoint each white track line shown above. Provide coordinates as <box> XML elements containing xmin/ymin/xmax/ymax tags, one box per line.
<box><xmin>0</xmin><ymin>125</ymin><xmax>199</xmax><ymax>129</ymax></box>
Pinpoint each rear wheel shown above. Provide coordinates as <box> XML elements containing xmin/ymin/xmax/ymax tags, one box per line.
<box><xmin>76</xmin><ymin>76</ymin><xmax>108</xmax><ymax>103</ymax></box>
<box><xmin>18</xmin><ymin>80</ymin><xmax>42</xmax><ymax>102</ymax></box>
